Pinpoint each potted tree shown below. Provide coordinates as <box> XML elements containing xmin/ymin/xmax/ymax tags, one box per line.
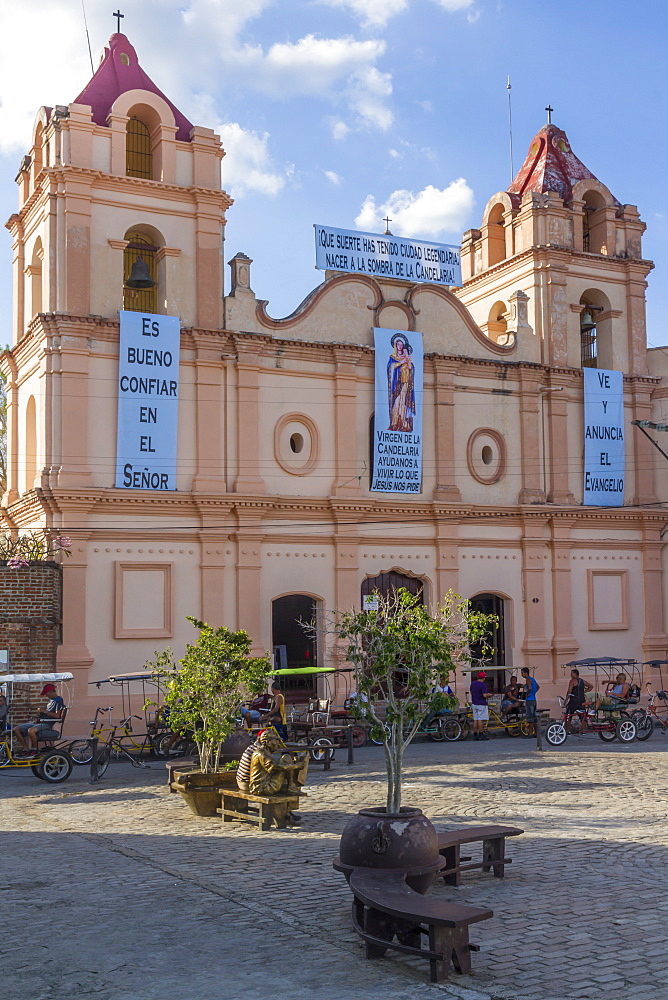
<box><xmin>148</xmin><ymin>617</ymin><xmax>271</xmax><ymax>816</ymax></box>
<box><xmin>332</xmin><ymin>588</ymin><xmax>494</xmax><ymax>889</ymax></box>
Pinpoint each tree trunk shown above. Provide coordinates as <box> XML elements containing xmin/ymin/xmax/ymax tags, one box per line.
<box><xmin>388</xmin><ymin>711</ymin><xmax>403</xmax><ymax>814</ymax></box>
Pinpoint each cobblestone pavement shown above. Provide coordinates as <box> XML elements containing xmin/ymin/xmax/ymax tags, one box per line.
<box><xmin>4</xmin><ymin>734</ymin><xmax>668</xmax><ymax>1000</ymax></box>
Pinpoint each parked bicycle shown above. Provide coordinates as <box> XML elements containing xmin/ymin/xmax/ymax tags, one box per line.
<box><xmin>629</xmin><ymin>683</ymin><xmax>668</xmax><ymax>741</ymax></box>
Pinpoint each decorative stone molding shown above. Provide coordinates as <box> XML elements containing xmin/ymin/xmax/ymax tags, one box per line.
<box><xmin>273</xmin><ymin>413</ymin><xmax>320</xmax><ymax>476</ymax></box>
<box><xmin>466</xmin><ymin>428</ymin><xmax>507</xmax><ymax>485</ymax></box>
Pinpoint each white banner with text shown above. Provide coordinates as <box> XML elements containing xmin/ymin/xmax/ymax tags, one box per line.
<box><xmin>371</xmin><ymin>328</ymin><xmax>423</xmax><ymax>494</ymax></box>
<box><xmin>115</xmin><ymin>311</ymin><xmax>180</xmax><ymax>490</ymax></box>
<box><xmin>583</xmin><ymin>367</ymin><xmax>625</xmax><ymax>506</ymax></box>
<box><xmin>314</xmin><ymin>225</ymin><xmax>461</xmax><ymax>286</ymax></box>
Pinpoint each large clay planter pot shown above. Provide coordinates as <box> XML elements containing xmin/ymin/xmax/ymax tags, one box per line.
<box><xmin>338</xmin><ymin>806</ymin><xmax>442</xmax><ymax>893</ymax></box>
<box><xmin>174</xmin><ymin>769</ymin><xmax>238</xmax><ymax>817</ymax></box>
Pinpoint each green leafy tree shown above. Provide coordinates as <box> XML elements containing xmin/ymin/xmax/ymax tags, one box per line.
<box><xmin>333</xmin><ymin>588</ymin><xmax>495</xmax><ymax>814</ymax></box>
<box><xmin>147</xmin><ymin>617</ymin><xmax>271</xmax><ymax>773</ymax></box>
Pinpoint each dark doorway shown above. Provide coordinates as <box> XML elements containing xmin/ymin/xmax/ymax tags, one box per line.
<box><xmin>271</xmin><ymin>595</ymin><xmax>319</xmax><ymax>693</ymax></box>
<box><xmin>470</xmin><ymin>593</ymin><xmax>507</xmax><ymax>693</ymax></box>
<box><xmin>361</xmin><ymin>571</ymin><xmax>425</xmax><ymax>604</ymax></box>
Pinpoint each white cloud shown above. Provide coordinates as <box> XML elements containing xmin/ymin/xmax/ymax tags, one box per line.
<box><xmin>347</xmin><ymin>66</ymin><xmax>393</xmax><ymax>130</ymax></box>
<box><xmin>325</xmin><ymin>170</ymin><xmax>342</xmax><ymax>185</ymax></box>
<box><xmin>354</xmin><ymin>179</ymin><xmax>474</xmax><ymax>238</ymax></box>
<box><xmin>430</xmin><ymin>0</ymin><xmax>474</xmax><ymax>11</ymax></box>
<box><xmin>260</xmin><ymin>35</ymin><xmax>386</xmax><ymax>97</ymax></box>
<box><xmin>330</xmin><ymin>119</ymin><xmax>351</xmax><ymax>139</ymax></box>
<box><xmin>320</xmin><ymin>0</ymin><xmax>408</xmax><ymax>28</ymax></box>
<box><xmin>218</xmin><ymin>122</ymin><xmax>286</xmax><ymax>196</ymax></box>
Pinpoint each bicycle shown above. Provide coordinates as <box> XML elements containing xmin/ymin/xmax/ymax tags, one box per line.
<box><xmin>91</xmin><ymin>722</ymin><xmax>154</xmax><ymax>777</ymax></box>
<box><xmin>67</xmin><ymin>707</ymin><xmax>159</xmax><ymax>764</ymax></box>
<box><xmin>444</xmin><ymin>701</ymin><xmax>530</xmax><ymax>741</ymax></box>
<box><xmin>630</xmin><ymin>683</ymin><xmax>668</xmax><ymax>741</ymax></box>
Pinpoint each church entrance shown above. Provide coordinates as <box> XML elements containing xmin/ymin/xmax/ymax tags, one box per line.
<box><xmin>470</xmin><ymin>593</ymin><xmax>507</xmax><ymax>693</ymax></box>
<box><xmin>271</xmin><ymin>594</ymin><xmax>319</xmax><ymax>694</ymax></box>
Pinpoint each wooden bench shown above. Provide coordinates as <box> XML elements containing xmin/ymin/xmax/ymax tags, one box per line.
<box><xmin>437</xmin><ymin>824</ymin><xmax>523</xmax><ymax>885</ymax></box>
<box><xmin>220</xmin><ymin>788</ymin><xmax>301</xmax><ymax>831</ymax></box>
<box><xmin>165</xmin><ymin>759</ymin><xmax>198</xmax><ymax>791</ymax></box>
<box><xmin>349</xmin><ymin>868</ymin><xmax>492</xmax><ymax>983</ymax></box>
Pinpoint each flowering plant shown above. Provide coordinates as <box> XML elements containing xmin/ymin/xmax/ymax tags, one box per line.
<box><xmin>0</xmin><ymin>531</ymin><xmax>73</xmax><ymax>566</ymax></box>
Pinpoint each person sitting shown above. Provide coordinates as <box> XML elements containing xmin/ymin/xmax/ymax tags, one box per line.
<box><xmin>13</xmin><ymin>683</ymin><xmax>64</xmax><ymax>755</ymax></box>
<box><xmin>606</xmin><ymin>673</ymin><xmax>631</xmax><ymax>703</ymax></box>
<box><xmin>565</xmin><ymin>668</ymin><xmax>592</xmax><ymax>715</ymax></box>
<box><xmin>259</xmin><ymin>681</ymin><xmax>288</xmax><ymax>740</ymax></box>
<box><xmin>240</xmin><ymin>691</ymin><xmax>272</xmax><ymax>731</ymax></box>
<box><xmin>500</xmin><ymin>676</ymin><xmax>522</xmax><ymax>719</ymax></box>
<box><xmin>0</xmin><ymin>694</ymin><xmax>8</xmax><ymax>734</ymax></box>
<box><xmin>584</xmin><ymin>673</ymin><xmax>630</xmax><ymax>714</ymax></box>
<box><xmin>424</xmin><ymin>676</ymin><xmax>454</xmax><ymax>727</ymax></box>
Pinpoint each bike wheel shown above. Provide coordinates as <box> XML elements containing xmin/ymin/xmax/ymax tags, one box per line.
<box><xmin>427</xmin><ymin>721</ymin><xmax>446</xmax><ymax>742</ymax></box>
<box><xmin>458</xmin><ymin>720</ymin><xmax>471</xmax><ymax>740</ymax></box>
<box><xmin>545</xmin><ymin>721</ymin><xmax>567</xmax><ymax>746</ymax></box>
<box><xmin>68</xmin><ymin>739</ymin><xmax>95</xmax><ymax>765</ymax></box>
<box><xmin>95</xmin><ymin>746</ymin><xmax>112</xmax><ymax>777</ymax></box>
<box><xmin>350</xmin><ymin>725</ymin><xmax>367</xmax><ymax>748</ymax></box>
<box><xmin>310</xmin><ymin>737</ymin><xmax>334</xmax><ymax>762</ymax></box>
<box><xmin>0</xmin><ymin>743</ymin><xmax>9</xmax><ymax>766</ymax></box>
<box><xmin>368</xmin><ymin>724</ymin><xmax>391</xmax><ymax>746</ymax></box>
<box><xmin>520</xmin><ymin>720</ymin><xmax>531</xmax><ymax>737</ymax></box>
<box><xmin>37</xmin><ymin>750</ymin><xmax>73</xmax><ymax>783</ymax></box>
<box><xmin>442</xmin><ymin>718</ymin><xmax>462</xmax><ymax>742</ymax></box>
<box><xmin>505</xmin><ymin>722</ymin><xmax>521</xmax><ymax>737</ymax></box>
<box><xmin>598</xmin><ymin>726</ymin><xmax>617</xmax><ymax>742</ymax></box>
<box><xmin>616</xmin><ymin>718</ymin><xmax>637</xmax><ymax>743</ymax></box>
<box><xmin>633</xmin><ymin>712</ymin><xmax>654</xmax><ymax>742</ymax></box>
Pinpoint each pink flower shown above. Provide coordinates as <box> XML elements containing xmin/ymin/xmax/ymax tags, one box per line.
<box><xmin>7</xmin><ymin>557</ymin><xmax>30</xmax><ymax>569</ymax></box>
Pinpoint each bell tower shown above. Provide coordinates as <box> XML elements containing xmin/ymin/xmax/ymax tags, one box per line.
<box><xmin>1</xmin><ymin>31</ymin><xmax>231</xmax><ymax>680</ymax></box>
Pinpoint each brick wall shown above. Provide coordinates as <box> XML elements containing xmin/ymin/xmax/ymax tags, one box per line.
<box><xmin>0</xmin><ymin>562</ymin><xmax>62</xmax><ymax>722</ymax></box>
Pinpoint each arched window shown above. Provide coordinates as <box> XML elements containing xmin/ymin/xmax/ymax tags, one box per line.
<box><xmin>29</xmin><ymin>238</ymin><xmax>43</xmax><ymax>317</ymax></box>
<box><xmin>486</xmin><ymin>301</ymin><xmax>508</xmax><ymax>344</ymax></box>
<box><xmin>25</xmin><ymin>395</ymin><xmax>37</xmax><ymax>492</ymax></box>
<box><xmin>126</xmin><ymin>118</ymin><xmax>153</xmax><ymax>179</ymax></box>
<box><xmin>580</xmin><ymin>306</ymin><xmax>597</xmax><ymax>368</ymax></box>
<box><xmin>123</xmin><ymin>231</ymin><xmax>158</xmax><ymax>313</ymax></box>
<box><xmin>582</xmin><ymin>190</ymin><xmax>606</xmax><ymax>254</ymax></box>
<box><xmin>361</xmin><ymin>571</ymin><xmax>425</xmax><ymax>605</ymax></box>
<box><xmin>271</xmin><ymin>594</ymin><xmax>321</xmax><ymax>693</ymax></box>
<box><xmin>487</xmin><ymin>203</ymin><xmax>506</xmax><ymax>265</ymax></box>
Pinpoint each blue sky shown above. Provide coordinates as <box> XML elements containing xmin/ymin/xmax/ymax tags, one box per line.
<box><xmin>0</xmin><ymin>0</ymin><xmax>667</xmax><ymax>345</ymax></box>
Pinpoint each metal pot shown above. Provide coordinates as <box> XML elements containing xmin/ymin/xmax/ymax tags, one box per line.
<box><xmin>337</xmin><ymin>806</ymin><xmax>442</xmax><ymax>893</ymax></box>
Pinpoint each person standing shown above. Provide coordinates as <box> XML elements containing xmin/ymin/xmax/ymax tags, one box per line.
<box><xmin>521</xmin><ymin>667</ymin><xmax>540</xmax><ymax>737</ymax></box>
<box><xmin>469</xmin><ymin>670</ymin><xmax>492</xmax><ymax>741</ymax></box>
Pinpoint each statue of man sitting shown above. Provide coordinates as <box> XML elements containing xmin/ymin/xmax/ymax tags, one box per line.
<box><xmin>247</xmin><ymin>729</ymin><xmax>309</xmax><ymax>797</ymax></box>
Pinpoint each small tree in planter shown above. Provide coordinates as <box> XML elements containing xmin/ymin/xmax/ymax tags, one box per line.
<box><xmin>148</xmin><ymin>617</ymin><xmax>271</xmax><ymax>774</ymax></box>
<box><xmin>335</xmin><ymin>588</ymin><xmax>494</xmax><ymax>814</ymax></box>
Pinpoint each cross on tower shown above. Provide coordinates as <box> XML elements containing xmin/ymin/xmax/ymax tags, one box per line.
<box><xmin>545</xmin><ymin>105</ymin><xmax>554</xmax><ymax>125</ymax></box>
<box><xmin>113</xmin><ymin>9</ymin><xmax>124</xmax><ymax>32</ymax></box>
<box><xmin>383</xmin><ymin>216</ymin><xmax>392</xmax><ymax>234</ymax></box>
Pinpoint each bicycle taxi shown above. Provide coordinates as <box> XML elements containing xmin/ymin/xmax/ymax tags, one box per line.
<box><xmin>0</xmin><ymin>671</ymin><xmax>75</xmax><ymax>782</ymax></box>
<box><xmin>443</xmin><ymin>666</ymin><xmax>531</xmax><ymax>740</ymax></box>
<box><xmin>545</xmin><ymin>657</ymin><xmax>639</xmax><ymax>746</ymax></box>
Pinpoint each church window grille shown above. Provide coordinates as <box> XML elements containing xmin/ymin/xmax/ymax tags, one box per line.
<box><xmin>126</xmin><ymin>118</ymin><xmax>152</xmax><ymax>179</ymax></box>
<box><xmin>123</xmin><ymin>234</ymin><xmax>158</xmax><ymax>313</ymax></box>
<box><xmin>581</xmin><ymin>321</ymin><xmax>597</xmax><ymax>369</ymax></box>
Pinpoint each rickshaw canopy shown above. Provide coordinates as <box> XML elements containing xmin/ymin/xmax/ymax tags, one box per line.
<box><xmin>0</xmin><ymin>672</ymin><xmax>73</xmax><ymax>683</ymax></box>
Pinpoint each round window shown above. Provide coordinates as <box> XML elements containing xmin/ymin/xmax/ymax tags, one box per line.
<box><xmin>274</xmin><ymin>414</ymin><xmax>319</xmax><ymax>476</ymax></box>
<box><xmin>467</xmin><ymin>429</ymin><xmax>506</xmax><ymax>485</ymax></box>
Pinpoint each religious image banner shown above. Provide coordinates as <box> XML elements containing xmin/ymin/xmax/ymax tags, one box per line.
<box><xmin>371</xmin><ymin>328</ymin><xmax>423</xmax><ymax>495</ymax></box>
<box><xmin>115</xmin><ymin>311</ymin><xmax>180</xmax><ymax>490</ymax></box>
<box><xmin>314</xmin><ymin>225</ymin><xmax>462</xmax><ymax>287</ymax></box>
<box><xmin>583</xmin><ymin>367</ymin><xmax>625</xmax><ymax>506</ymax></box>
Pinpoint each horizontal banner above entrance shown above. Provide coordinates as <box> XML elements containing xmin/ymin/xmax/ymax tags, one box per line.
<box><xmin>314</xmin><ymin>224</ymin><xmax>462</xmax><ymax>287</ymax></box>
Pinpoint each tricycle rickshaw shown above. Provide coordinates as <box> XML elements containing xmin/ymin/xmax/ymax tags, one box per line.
<box><xmin>545</xmin><ymin>657</ymin><xmax>640</xmax><ymax>746</ymax></box>
<box><xmin>0</xmin><ymin>671</ymin><xmax>75</xmax><ymax>782</ymax></box>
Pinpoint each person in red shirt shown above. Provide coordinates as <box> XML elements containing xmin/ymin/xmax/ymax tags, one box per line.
<box><xmin>241</xmin><ymin>691</ymin><xmax>272</xmax><ymax>730</ymax></box>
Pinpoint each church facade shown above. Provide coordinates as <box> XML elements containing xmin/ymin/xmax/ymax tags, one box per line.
<box><xmin>3</xmin><ymin>31</ymin><xmax>668</xmax><ymax>719</ymax></box>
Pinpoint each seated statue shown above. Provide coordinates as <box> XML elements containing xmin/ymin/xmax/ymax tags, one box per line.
<box><xmin>247</xmin><ymin>730</ymin><xmax>309</xmax><ymax>797</ymax></box>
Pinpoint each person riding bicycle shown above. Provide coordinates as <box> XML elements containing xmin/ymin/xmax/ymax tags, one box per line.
<box><xmin>13</xmin><ymin>683</ymin><xmax>64</xmax><ymax>755</ymax></box>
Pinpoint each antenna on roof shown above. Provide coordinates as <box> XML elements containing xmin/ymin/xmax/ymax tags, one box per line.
<box><xmin>81</xmin><ymin>0</ymin><xmax>94</xmax><ymax>74</ymax></box>
<box><xmin>506</xmin><ymin>76</ymin><xmax>514</xmax><ymax>184</ymax></box>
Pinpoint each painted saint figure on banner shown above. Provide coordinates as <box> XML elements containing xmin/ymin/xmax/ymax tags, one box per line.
<box><xmin>387</xmin><ymin>333</ymin><xmax>416</xmax><ymax>432</ymax></box>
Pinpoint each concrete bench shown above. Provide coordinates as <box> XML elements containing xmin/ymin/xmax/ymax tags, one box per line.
<box><xmin>349</xmin><ymin>867</ymin><xmax>492</xmax><ymax>982</ymax></box>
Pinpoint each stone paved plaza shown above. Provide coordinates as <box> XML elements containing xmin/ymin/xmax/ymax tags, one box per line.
<box><xmin>4</xmin><ymin>735</ymin><xmax>668</xmax><ymax>1000</ymax></box>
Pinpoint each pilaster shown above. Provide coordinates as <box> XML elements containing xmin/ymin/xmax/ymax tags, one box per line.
<box><xmin>332</xmin><ymin>348</ymin><xmax>360</xmax><ymax>497</ymax></box>
<box><xmin>191</xmin><ymin>330</ymin><xmax>226</xmax><ymax>493</ymax></box>
<box><xmin>232</xmin><ymin>342</ymin><xmax>266</xmax><ymax>494</ymax></box>
<box><xmin>431</xmin><ymin>358</ymin><xmax>461</xmax><ymax>502</ymax></box>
